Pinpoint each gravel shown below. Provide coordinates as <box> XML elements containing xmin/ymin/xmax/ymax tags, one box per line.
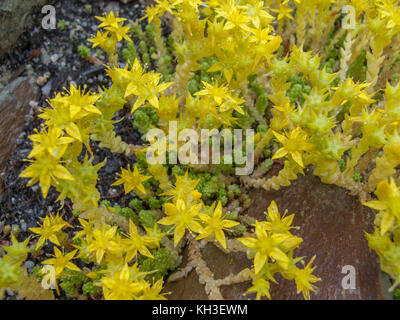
<box><xmin>0</xmin><ymin>0</ymin><xmax>147</xmax><ymax>253</ymax></box>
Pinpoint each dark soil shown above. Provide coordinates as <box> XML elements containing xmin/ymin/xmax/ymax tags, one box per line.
<box><xmin>0</xmin><ymin>0</ymin><xmax>146</xmax><ymax>254</ymax></box>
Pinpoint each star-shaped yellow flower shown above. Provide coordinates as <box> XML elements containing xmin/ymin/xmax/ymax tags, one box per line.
<box><xmin>363</xmin><ymin>178</ymin><xmax>400</xmax><ymax>235</ymax></box>
<box><xmin>101</xmin><ymin>264</ymin><xmax>147</xmax><ymax>300</ymax></box>
<box><xmin>112</xmin><ymin>165</ymin><xmax>151</xmax><ymax>195</ymax></box>
<box><xmin>123</xmin><ymin>220</ymin><xmax>154</xmax><ymax>262</ymax></box>
<box><xmin>272</xmin><ymin>127</ymin><xmax>314</xmax><ymax>167</ymax></box>
<box><xmin>42</xmin><ymin>247</ymin><xmax>80</xmax><ymax>276</ymax></box>
<box><xmin>29</xmin><ymin>212</ymin><xmax>71</xmax><ymax>249</ymax></box>
<box><xmin>238</xmin><ymin>221</ymin><xmax>292</xmax><ymax>274</ymax></box>
<box><xmin>95</xmin><ymin>11</ymin><xmax>126</xmax><ymax>29</ymax></box>
<box><xmin>196</xmin><ymin>201</ymin><xmax>239</xmax><ymax>249</ymax></box>
<box><xmin>158</xmin><ymin>198</ymin><xmax>203</xmax><ymax>244</ymax></box>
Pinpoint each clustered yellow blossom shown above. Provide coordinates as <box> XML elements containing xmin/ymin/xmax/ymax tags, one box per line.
<box><xmin>14</xmin><ymin>0</ymin><xmax>400</xmax><ymax>301</ymax></box>
<box><xmin>239</xmin><ymin>201</ymin><xmax>320</xmax><ymax>300</ymax></box>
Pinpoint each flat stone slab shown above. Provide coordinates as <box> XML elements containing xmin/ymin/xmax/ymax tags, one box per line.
<box><xmin>164</xmin><ymin>170</ymin><xmax>387</xmax><ymax>300</ymax></box>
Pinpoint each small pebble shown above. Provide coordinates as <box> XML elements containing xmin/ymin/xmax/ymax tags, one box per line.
<box><xmin>24</xmin><ymin>261</ymin><xmax>35</xmax><ymax>272</ymax></box>
<box><xmin>41</xmin><ymin>80</ymin><xmax>52</xmax><ymax>96</ymax></box>
<box><xmin>20</xmin><ymin>221</ymin><xmax>27</xmax><ymax>232</ymax></box>
<box><xmin>36</xmin><ymin>76</ymin><xmax>47</xmax><ymax>86</ymax></box>
<box><xmin>50</xmin><ymin>54</ymin><xmax>60</xmax><ymax>63</ymax></box>
<box><xmin>40</xmin><ymin>49</ymin><xmax>51</xmax><ymax>65</ymax></box>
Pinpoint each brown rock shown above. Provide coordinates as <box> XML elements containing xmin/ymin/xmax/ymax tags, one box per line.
<box><xmin>0</xmin><ymin>77</ymin><xmax>40</xmax><ymax>171</ymax></box>
<box><xmin>247</xmin><ymin>172</ymin><xmax>385</xmax><ymax>300</ymax></box>
<box><xmin>163</xmin><ymin>171</ymin><xmax>387</xmax><ymax>300</ymax></box>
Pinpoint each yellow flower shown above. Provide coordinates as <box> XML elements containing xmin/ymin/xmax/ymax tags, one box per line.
<box><xmin>272</xmin><ymin>127</ymin><xmax>314</xmax><ymax>167</ymax></box>
<box><xmin>238</xmin><ymin>221</ymin><xmax>292</xmax><ymax>274</ymax></box>
<box><xmin>294</xmin><ymin>256</ymin><xmax>320</xmax><ymax>300</ymax></box>
<box><xmin>73</xmin><ymin>218</ymin><xmax>94</xmax><ymax>240</ymax></box>
<box><xmin>125</xmin><ymin>72</ymin><xmax>173</xmax><ymax>112</ymax></box>
<box><xmin>87</xmin><ymin>225</ymin><xmax>118</xmax><ymax>264</ymax></box>
<box><xmin>95</xmin><ymin>11</ymin><xmax>126</xmax><ymax>29</ymax></box>
<box><xmin>194</xmin><ymin>81</ymin><xmax>232</xmax><ymax>106</ymax></box>
<box><xmin>29</xmin><ymin>212</ymin><xmax>71</xmax><ymax>249</ymax></box>
<box><xmin>272</xmin><ymin>0</ymin><xmax>294</xmax><ymax>21</ymax></box>
<box><xmin>241</xmin><ymin>1</ymin><xmax>273</xmax><ymax>28</ymax></box>
<box><xmin>28</xmin><ymin>127</ymin><xmax>74</xmax><ymax>159</ymax></box>
<box><xmin>101</xmin><ymin>264</ymin><xmax>146</xmax><ymax>300</ymax></box>
<box><xmin>196</xmin><ymin>201</ymin><xmax>239</xmax><ymax>249</ymax></box>
<box><xmin>161</xmin><ymin>171</ymin><xmax>202</xmax><ymax>203</ymax></box>
<box><xmin>158</xmin><ymin>198</ymin><xmax>203</xmax><ymax>244</ymax></box>
<box><xmin>20</xmin><ymin>155</ymin><xmax>74</xmax><ymax>199</ymax></box>
<box><xmin>1</xmin><ymin>234</ymin><xmax>31</xmax><ymax>265</ymax></box>
<box><xmin>247</xmin><ymin>277</ymin><xmax>271</xmax><ymax>300</ymax></box>
<box><xmin>139</xmin><ymin>278</ymin><xmax>167</xmax><ymax>300</ymax></box>
<box><xmin>215</xmin><ymin>0</ymin><xmax>250</xmax><ymax>31</ymax></box>
<box><xmin>143</xmin><ymin>224</ymin><xmax>166</xmax><ymax>248</ymax></box>
<box><xmin>142</xmin><ymin>5</ymin><xmax>162</xmax><ymax>23</ymax></box>
<box><xmin>363</xmin><ymin>178</ymin><xmax>400</xmax><ymax>235</ymax></box>
<box><xmin>105</xmin><ymin>23</ymin><xmax>132</xmax><ymax>43</ymax></box>
<box><xmin>261</xmin><ymin>200</ymin><xmax>295</xmax><ymax>234</ymax></box>
<box><xmin>123</xmin><ymin>220</ymin><xmax>154</xmax><ymax>262</ymax></box>
<box><xmin>42</xmin><ymin>247</ymin><xmax>80</xmax><ymax>276</ymax></box>
<box><xmin>52</xmin><ymin>84</ymin><xmax>101</xmax><ymax>120</ymax></box>
<box><xmin>112</xmin><ymin>165</ymin><xmax>151</xmax><ymax>195</ymax></box>
<box><xmin>88</xmin><ymin>30</ymin><xmax>111</xmax><ymax>48</ymax></box>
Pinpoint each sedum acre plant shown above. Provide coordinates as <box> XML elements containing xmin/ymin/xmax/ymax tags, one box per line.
<box><xmin>2</xmin><ymin>0</ymin><xmax>400</xmax><ymax>300</ymax></box>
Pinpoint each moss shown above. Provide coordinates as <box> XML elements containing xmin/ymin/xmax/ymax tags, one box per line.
<box><xmin>129</xmin><ymin>198</ymin><xmax>143</xmax><ymax>212</ymax></box>
<box><xmin>132</xmin><ymin>107</ymin><xmax>159</xmax><ymax>135</ymax></box>
<box><xmin>57</xmin><ymin>19</ymin><xmax>67</xmax><ymax>31</ymax></box>
<box><xmin>82</xmin><ymin>281</ymin><xmax>101</xmax><ymax>295</ymax></box>
<box><xmin>255</xmin><ymin>93</ymin><xmax>269</xmax><ymax>115</ymax></box>
<box><xmin>148</xmin><ymin>197</ymin><xmax>161</xmax><ymax>210</ymax></box>
<box><xmin>347</xmin><ymin>49</ymin><xmax>367</xmax><ymax>82</ymax></box>
<box><xmin>100</xmin><ymin>200</ymin><xmax>111</xmax><ymax>207</ymax></box>
<box><xmin>338</xmin><ymin>159</ymin><xmax>346</xmax><ymax>172</ymax></box>
<box><xmin>138</xmin><ymin>248</ymin><xmax>180</xmax><ymax>283</ymax></box>
<box><xmin>122</xmin><ymin>42</ymin><xmax>138</xmax><ymax>64</ymax></box>
<box><xmin>139</xmin><ymin>210</ymin><xmax>157</xmax><ymax>228</ymax></box>
<box><xmin>394</xmin><ymin>288</ymin><xmax>400</xmax><ymax>300</ymax></box>
<box><xmin>77</xmin><ymin>45</ymin><xmax>91</xmax><ymax>61</ymax></box>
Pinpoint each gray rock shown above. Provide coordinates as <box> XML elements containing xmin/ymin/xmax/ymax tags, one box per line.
<box><xmin>20</xmin><ymin>220</ymin><xmax>27</xmax><ymax>232</ymax></box>
<box><xmin>50</xmin><ymin>53</ymin><xmax>59</xmax><ymax>63</ymax></box>
<box><xmin>0</xmin><ymin>0</ymin><xmax>56</xmax><ymax>57</ymax></box>
<box><xmin>41</xmin><ymin>80</ymin><xmax>52</xmax><ymax>96</ymax></box>
<box><xmin>40</xmin><ymin>48</ymin><xmax>51</xmax><ymax>65</ymax></box>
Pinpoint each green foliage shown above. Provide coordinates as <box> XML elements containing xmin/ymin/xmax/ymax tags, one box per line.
<box><xmin>78</xmin><ymin>45</ymin><xmax>91</xmax><ymax>61</ymax></box>
<box><xmin>394</xmin><ymin>288</ymin><xmax>400</xmax><ymax>300</ymax></box>
<box><xmin>347</xmin><ymin>49</ymin><xmax>367</xmax><ymax>82</ymax></box>
<box><xmin>129</xmin><ymin>198</ymin><xmax>144</xmax><ymax>212</ymax></box>
<box><xmin>139</xmin><ymin>210</ymin><xmax>156</xmax><ymax>228</ymax></box>
<box><xmin>59</xmin><ymin>270</ymin><xmax>86</xmax><ymax>296</ymax></box>
<box><xmin>148</xmin><ymin>197</ymin><xmax>161</xmax><ymax>210</ymax></box>
<box><xmin>139</xmin><ymin>248</ymin><xmax>180</xmax><ymax>283</ymax></box>
<box><xmin>57</xmin><ymin>19</ymin><xmax>67</xmax><ymax>31</ymax></box>
<box><xmin>353</xmin><ymin>170</ymin><xmax>362</xmax><ymax>182</ymax></box>
<box><xmin>82</xmin><ymin>281</ymin><xmax>102</xmax><ymax>295</ymax></box>
<box><xmin>85</xmin><ymin>4</ymin><xmax>92</xmax><ymax>14</ymax></box>
<box><xmin>132</xmin><ymin>107</ymin><xmax>160</xmax><ymax>135</ymax></box>
<box><xmin>122</xmin><ymin>42</ymin><xmax>138</xmax><ymax>64</ymax></box>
